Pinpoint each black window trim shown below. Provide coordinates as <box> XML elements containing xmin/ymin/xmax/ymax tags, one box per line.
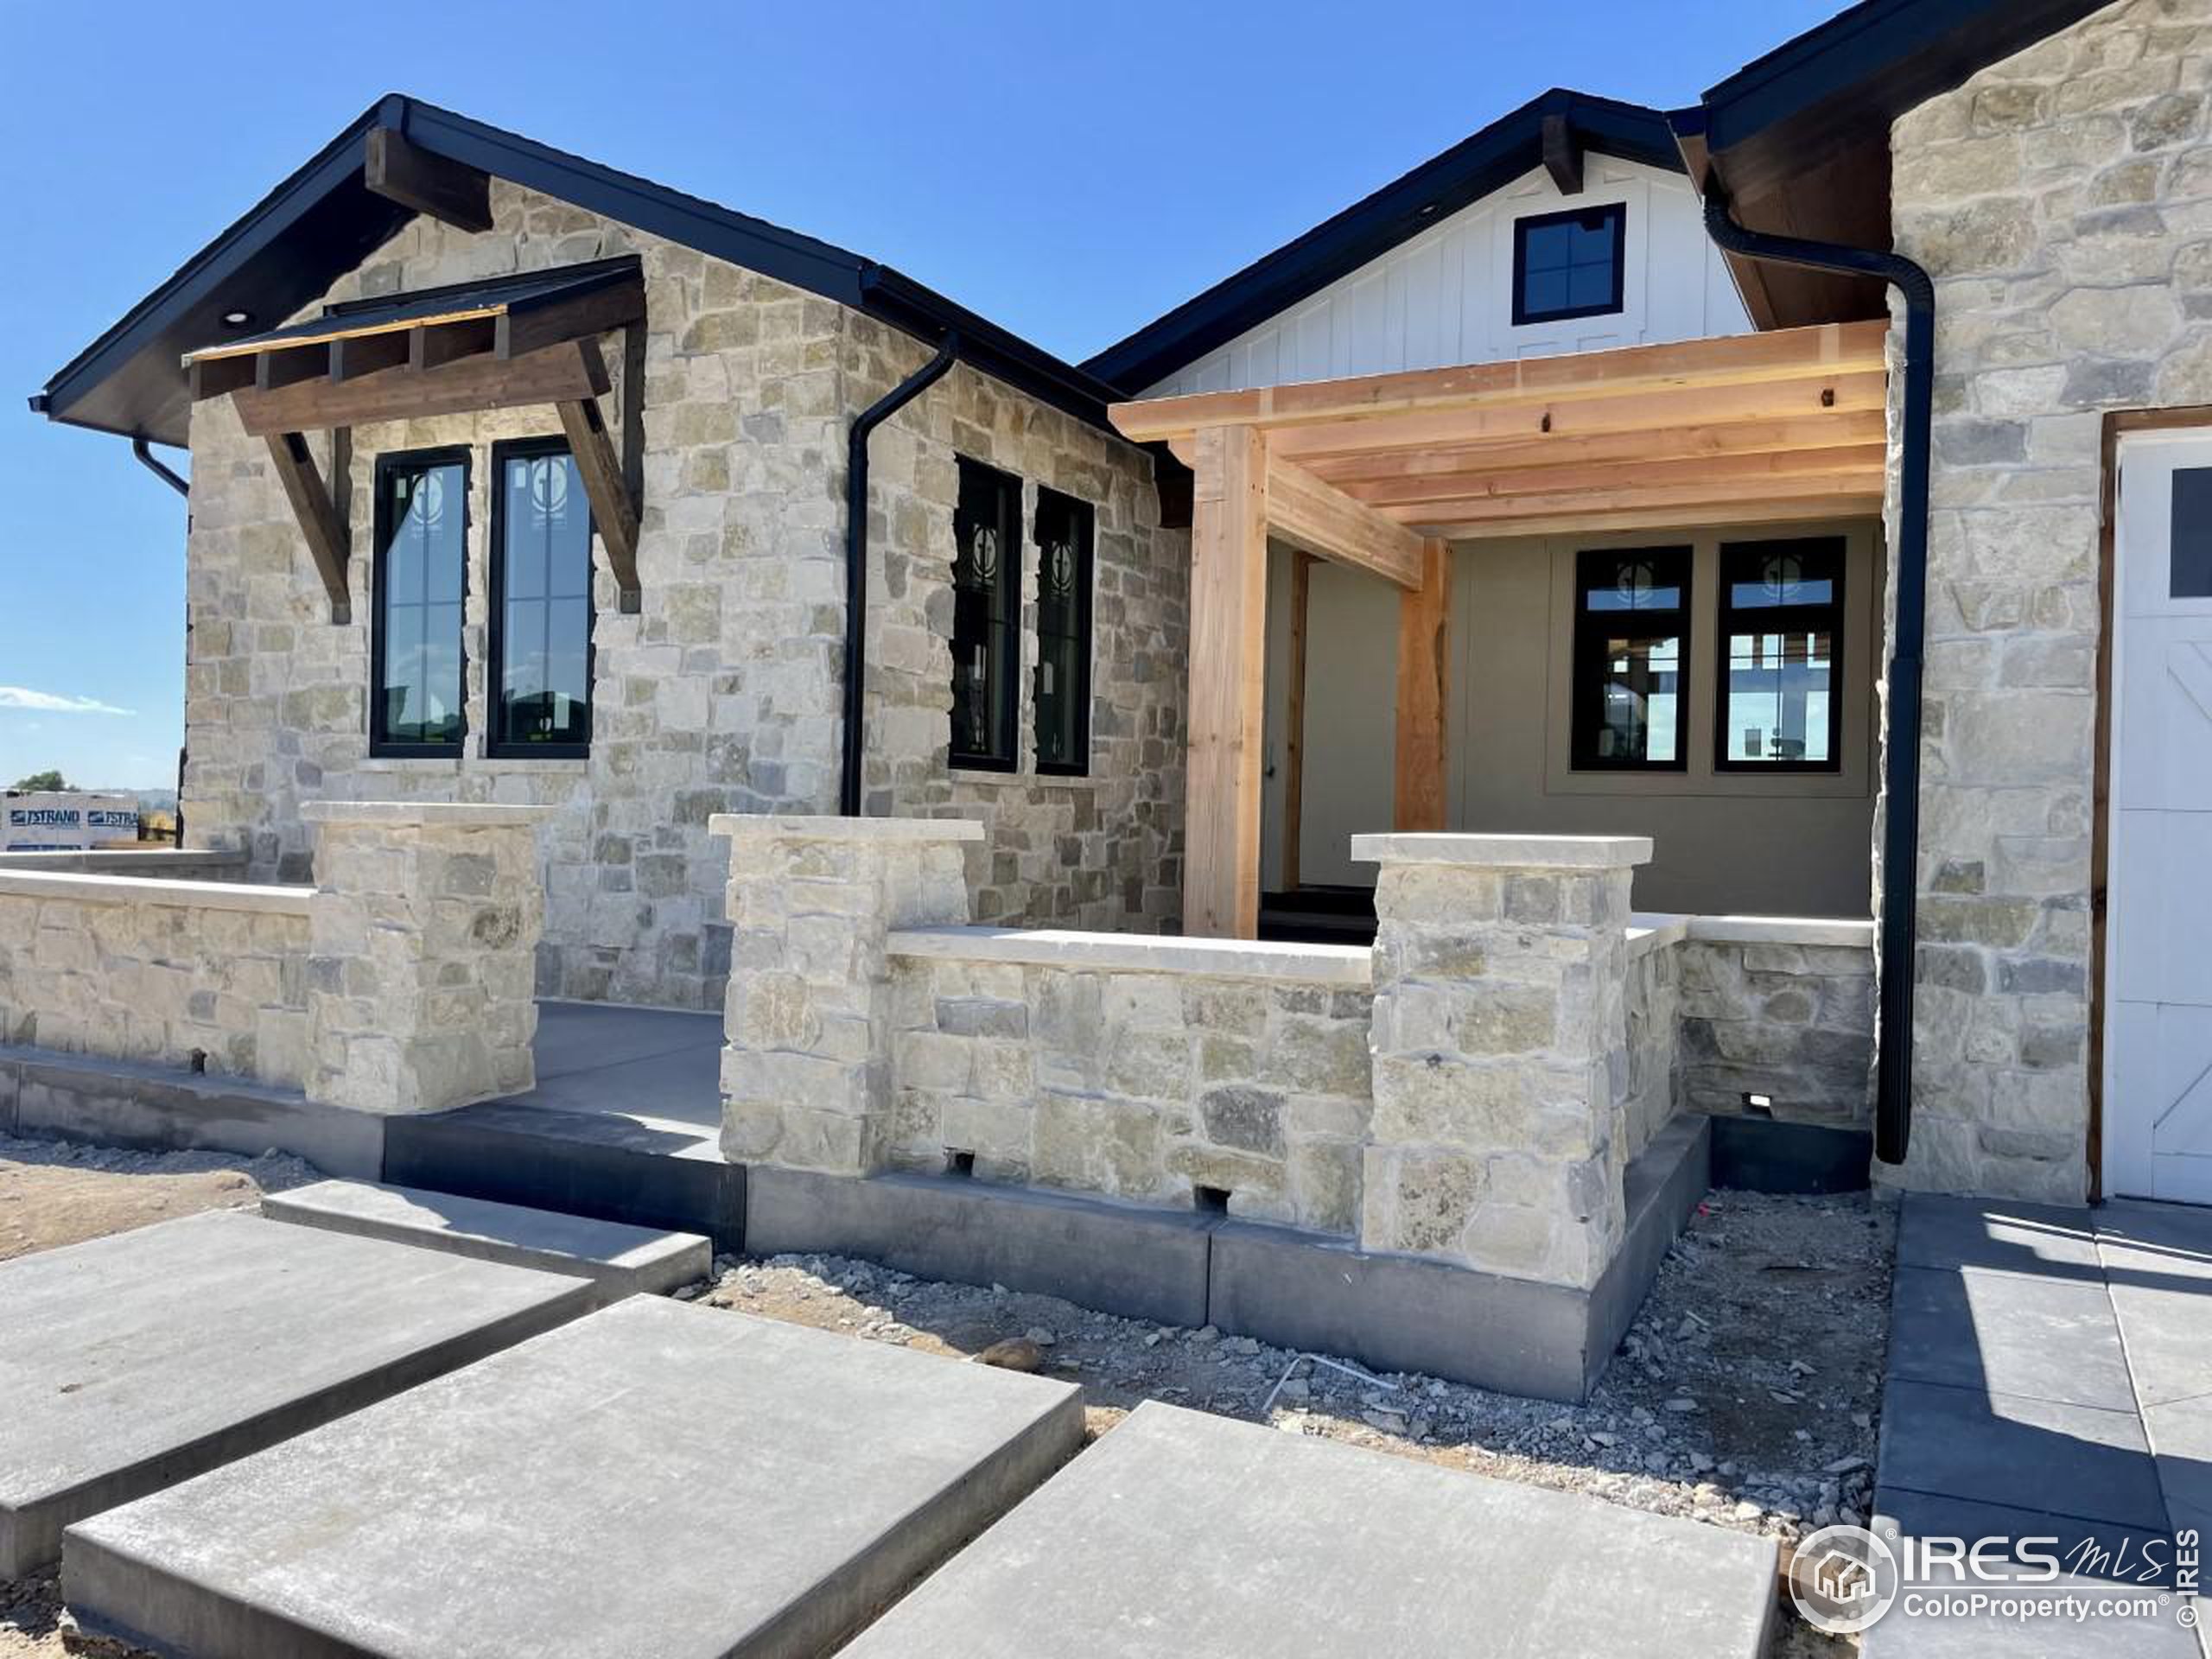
<box><xmin>369</xmin><ymin>444</ymin><xmax>473</xmax><ymax>759</ymax></box>
<box><xmin>949</xmin><ymin>455</ymin><xmax>1022</xmax><ymax>773</ymax></box>
<box><xmin>486</xmin><ymin>435</ymin><xmax>594</xmax><ymax>761</ymax></box>
<box><xmin>1713</xmin><ymin>534</ymin><xmax>1847</xmax><ymax>775</ymax></box>
<box><xmin>1033</xmin><ymin>486</ymin><xmax>1095</xmax><ymax>779</ymax></box>
<box><xmin>1570</xmin><ymin>543</ymin><xmax>1693</xmax><ymax>773</ymax></box>
<box><xmin>1511</xmin><ymin>201</ymin><xmax>1629</xmax><ymax>328</ymax></box>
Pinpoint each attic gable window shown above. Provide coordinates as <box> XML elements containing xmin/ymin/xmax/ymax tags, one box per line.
<box><xmin>1512</xmin><ymin>203</ymin><xmax>1626</xmax><ymax>327</ymax></box>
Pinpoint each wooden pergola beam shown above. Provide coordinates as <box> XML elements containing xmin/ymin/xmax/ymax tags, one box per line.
<box><xmin>264</xmin><ymin>432</ymin><xmax>351</xmax><ymax>623</ymax></box>
<box><xmin>1418</xmin><ymin>492</ymin><xmax>1884</xmax><ymax>542</ymax></box>
<box><xmin>364</xmin><ymin>127</ymin><xmax>493</xmax><ymax>233</ymax></box>
<box><xmin>1395</xmin><ymin>541</ymin><xmax>1451</xmax><ymax>832</ymax></box>
<box><xmin>1184</xmin><ymin>424</ymin><xmax>1269</xmax><ymax>940</ymax></box>
<box><xmin>556</xmin><ymin>396</ymin><xmax>643</xmax><ymax>614</ymax></box>
<box><xmin>1303</xmin><ymin>409</ymin><xmax>1890</xmax><ymax>485</ymax></box>
<box><xmin>1349</xmin><ymin>442</ymin><xmax>1889</xmax><ymax>512</ymax></box>
<box><xmin>1109</xmin><ymin>320</ymin><xmax>1889</xmax><ymax>442</ymax></box>
<box><xmin>1265</xmin><ymin>452</ymin><xmax>1426</xmax><ymax>588</ymax></box>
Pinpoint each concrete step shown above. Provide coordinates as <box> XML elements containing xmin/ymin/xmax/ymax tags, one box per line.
<box><xmin>260</xmin><ymin>1179</ymin><xmax>709</xmax><ymax>1298</ymax></box>
<box><xmin>843</xmin><ymin>1401</ymin><xmax>1780</xmax><ymax>1658</ymax></box>
<box><xmin>65</xmin><ymin>1300</ymin><xmax>1085</xmax><ymax>1659</ymax></box>
<box><xmin>0</xmin><ymin>1209</ymin><xmax>594</xmax><ymax>1577</ymax></box>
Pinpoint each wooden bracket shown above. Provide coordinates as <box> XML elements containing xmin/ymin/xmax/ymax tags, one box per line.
<box><xmin>1541</xmin><ymin>113</ymin><xmax>1584</xmax><ymax>197</ymax></box>
<box><xmin>556</xmin><ymin>396</ymin><xmax>641</xmax><ymax>613</ymax></box>
<box><xmin>265</xmin><ymin>431</ymin><xmax>352</xmax><ymax>623</ymax></box>
<box><xmin>365</xmin><ymin>127</ymin><xmax>493</xmax><ymax>232</ymax></box>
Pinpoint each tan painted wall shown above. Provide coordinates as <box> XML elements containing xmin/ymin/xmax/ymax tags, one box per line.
<box><xmin>1261</xmin><ymin>519</ymin><xmax>1882</xmax><ymax>916</ymax></box>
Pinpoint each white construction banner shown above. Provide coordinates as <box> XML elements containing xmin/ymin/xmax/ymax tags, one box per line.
<box><xmin>1</xmin><ymin>792</ymin><xmax>141</xmax><ymax>852</ymax></box>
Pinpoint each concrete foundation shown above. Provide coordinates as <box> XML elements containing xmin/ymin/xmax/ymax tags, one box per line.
<box><xmin>842</xmin><ymin>1401</ymin><xmax>1778</xmax><ymax>1657</ymax></box>
<box><xmin>0</xmin><ymin>1210</ymin><xmax>594</xmax><ymax>1577</ymax></box>
<box><xmin>65</xmin><ymin>1299</ymin><xmax>1084</xmax><ymax>1659</ymax></box>
<box><xmin>259</xmin><ymin>1179</ymin><xmax>710</xmax><ymax>1298</ymax></box>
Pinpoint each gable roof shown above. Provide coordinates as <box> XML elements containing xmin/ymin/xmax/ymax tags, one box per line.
<box><xmin>1081</xmin><ymin>89</ymin><xmax>1682</xmax><ymax>397</ymax></box>
<box><xmin>30</xmin><ymin>94</ymin><xmax>1124</xmax><ymax>446</ymax></box>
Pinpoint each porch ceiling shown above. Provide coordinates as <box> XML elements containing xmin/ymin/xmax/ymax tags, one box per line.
<box><xmin>1109</xmin><ymin>320</ymin><xmax>1890</xmax><ymax>545</ymax></box>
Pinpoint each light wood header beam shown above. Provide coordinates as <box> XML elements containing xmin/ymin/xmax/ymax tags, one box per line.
<box><xmin>1184</xmin><ymin>424</ymin><xmax>1270</xmax><ymax>940</ymax></box>
<box><xmin>1265</xmin><ymin>452</ymin><xmax>1425</xmax><ymax>588</ymax></box>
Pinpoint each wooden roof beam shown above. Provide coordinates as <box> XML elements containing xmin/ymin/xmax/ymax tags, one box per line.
<box><xmin>1541</xmin><ymin>113</ymin><xmax>1583</xmax><ymax>197</ymax></box>
<box><xmin>1404</xmin><ymin>474</ymin><xmax>1883</xmax><ymax>538</ymax></box>
<box><xmin>1109</xmin><ymin>320</ymin><xmax>1890</xmax><ymax>442</ymax></box>
<box><xmin>264</xmin><ymin>431</ymin><xmax>351</xmax><ymax>623</ymax></box>
<box><xmin>1303</xmin><ymin>409</ymin><xmax>1891</xmax><ymax>484</ymax></box>
<box><xmin>1348</xmin><ymin>442</ymin><xmax>1888</xmax><ymax>511</ymax></box>
<box><xmin>556</xmin><ymin>395</ymin><xmax>642</xmax><ymax>614</ymax></box>
<box><xmin>1266</xmin><ymin>449</ymin><xmax>1426</xmax><ymax>589</ymax></box>
<box><xmin>228</xmin><ymin>335</ymin><xmax>608</xmax><ymax>437</ymax></box>
<box><xmin>364</xmin><ymin>127</ymin><xmax>493</xmax><ymax>234</ymax></box>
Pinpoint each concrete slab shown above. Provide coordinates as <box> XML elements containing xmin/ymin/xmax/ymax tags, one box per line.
<box><xmin>842</xmin><ymin>1402</ymin><xmax>1778</xmax><ymax>1658</ymax></box>
<box><xmin>745</xmin><ymin>1166</ymin><xmax>1217</xmax><ymax>1327</ymax></box>
<box><xmin>1866</xmin><ymin>1488</ymin><xmax>2199</xmax><ymax>1657</ymax></box>
<box><xmin>514</xmin><ymin>1001</ymin><xmax>725</xmax><ymax>1134</ymax></box>
<box><xmin>381</xmin><ymin>1096</ymin><xmax>744</xmax><ymax>1251</ymax></box>
<box><xmin>66</xmin><ymin>1299</ymin><xmax>1084</xmax><ymax>1659</ymax></box>
<box><xmin>1895</xmin><ymin>1194</ymin><xmax>2102</xmax><ymax>1281</ymax></box>
<box><xmin>1877</xmin><ymin>1379</ymin><xmax>2167</xmax><ymax>1531</ymax></box>
<box><xmin>2096</xmin><ymin>1198</ymin><xmax>2212</xmax><ymax>1285</ymax></box>
<box><xmin>259</xmin><ymin>1179</ymin><xmax>710</xmax><ymax>1298</ymax></box>
<box><xmin>1207</xmin><ymin>1112</ymin><xmax>1708</xmax><ymax>1402</ymax></box>
<box><xmin>0</xmin><ymin>1042</ymin><xmax>385</xmax><ymax>1178</ymax></box>
<box><xmin>0</xmin><ymin>1210</ymin><xmax>594</xmax><ymax>1577</ymax></box>
<box><xmin>1886</xmin><ymin>1264</ymin><xmax>2139</xmax><ymax>1412</ymax></box>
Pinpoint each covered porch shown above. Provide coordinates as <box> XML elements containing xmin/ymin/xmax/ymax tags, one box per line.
<box><xmin>1109</xmin><ymin>321</ymin><xmax>1891</xmax><ymax>939</ymax></box>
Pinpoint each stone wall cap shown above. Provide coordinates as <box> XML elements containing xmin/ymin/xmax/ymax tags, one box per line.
<box><xmin>1685</xmin><ymin>914</ymin><xmax>1876</xmax><ymax>949</ymax></box>
<box><xmin>888</xmin><ymin>925</ymin><xmax>1373</xmax><ymax>987</ymax></box>
<box><xmin>1351</xmin><ymin>832</ymin><xmax>1655</xmax><ymax>870</ymax></box>
<box><xmin>709</xmin><ymin>813</ymin><xmax>986</xmax><ymax>844</ymax></box>
<box><xmin>300</xmin><ymin>802</ymin><xmax>553</xmax><ymax>827</ymax></box>
<box><xmin>0</xmin><ymin>868</ymin><xmax>312</xmax><ymax>917</ymax></box>
<box><xmin>1627</xmin><ymin>912</ymin><xmax>1690</xmax><ymax>957</ymax></box>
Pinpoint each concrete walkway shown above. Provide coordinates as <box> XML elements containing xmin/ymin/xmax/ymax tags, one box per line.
<box><xmin>1868</xmin><ymin>1192</ymin><xmax>2212</xmax><ymax>1656</ymax></box>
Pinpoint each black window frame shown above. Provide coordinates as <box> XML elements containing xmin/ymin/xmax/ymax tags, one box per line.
<box><xmin>370</xmin><ymin>445</ymin><xmax>473</xmax><ymax>759</ymax></box>
<box><xmin>1511</xmin><ymin>202</ymin><xmax>1628</xmax><ymax>327</ymax></box>
<box><xmin>949</xmin><ymin>457</ymin><xmax>1022</xmax><ymax>773</ymax></box>
<box><xmin>1032</xmin><ymin>486</ymin><xmax>1095</xmax><ymax>778</ymax></box>
<box><xmin>1571</xmin><ymin>544</ymin><xmax>1693</xmax><ymax>772</ymax></box>
<box><xmin>486</xmin><ymin>435</ymin><xmax>595</xmax><ymax>761</ymax></box>
<box><xmin>1713</xmin><ymin>536</ymin><xmax>1847</xmax><ymax>774</ymax></box>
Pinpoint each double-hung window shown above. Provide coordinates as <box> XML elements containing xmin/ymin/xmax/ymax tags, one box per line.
<box><xmin>950</xmin><ymin>458</ymin><xmax>1020</xmax><ymax>771</ymax></box>
<box><xmin>1033</xmin><ymin>488</ymin><xmax>1094</xmax><ymax>776</ymax></box>
<box><xmin>1716</xmin><ymin>537</ymin><xmax>1844</xmax><ymax>770</ymax></box>
<box><xmin>372</xmin><ymin>448</ymin><xmax>470</xmax><ymax>756</ymax></box>
<box><xmin>1572</xmin><ymin>546</ymin><xmax>1690</xmax><ymax>770</ymax></box>
<box><xmin>489</xmin><ymin>438</ymin><xmax>594</xmax><ymax>757</ymax></box>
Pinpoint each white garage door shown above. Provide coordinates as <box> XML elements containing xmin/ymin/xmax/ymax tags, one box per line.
<box><xmin>2107</xmin><ymin>433</ymin><xmax>2212</xmax><ymax>1203</ymax></box>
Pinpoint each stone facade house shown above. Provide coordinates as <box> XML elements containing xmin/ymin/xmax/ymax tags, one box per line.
<box><xmin>23</xmin><ymin>0</ymin><xmax>2212</xmax><ymax>1237</ymax></box>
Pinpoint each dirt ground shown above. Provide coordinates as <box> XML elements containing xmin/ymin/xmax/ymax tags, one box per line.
<box><xmin>0</xmin><ymin>1135</ymin><xmax>317</xmax><ymax>1659</ymax></box>
<box><xmin>0</xmin><ymin>1138</ymin><xmax>1885</xmax><ymax>1657</ymax></box>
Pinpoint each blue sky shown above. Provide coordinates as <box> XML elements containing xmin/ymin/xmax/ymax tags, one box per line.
<box><xmin>0</xmin><ymin>0</ymin><xmax>1839</xmax><ymax>790</ymax></box>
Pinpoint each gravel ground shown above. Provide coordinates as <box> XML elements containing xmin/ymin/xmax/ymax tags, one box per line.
<box><xmin>692</xmin><ymin>1187</ymin><xmax>1892</xmax><ymax>1656</ymax></box>
<box><xmin>0</xmin><ymin>1135</ymin><xmax>320</xmax><ymax>1659</ymax></box>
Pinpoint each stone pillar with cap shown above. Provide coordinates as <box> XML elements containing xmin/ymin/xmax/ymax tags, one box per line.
<box><xmin>1352</xmin><ymin>831</ymin><xmax>1654</xmax><ymax>1290</ymax></box>
<box><xmin>712</xmin><ymin>814</ymin><xmax>981</xmax><ymax>1175</ymax></box>
<box><xmin>301</xmin><ymin>801</ymin><xmax>550</xmax><ymax>1115</ymax></box>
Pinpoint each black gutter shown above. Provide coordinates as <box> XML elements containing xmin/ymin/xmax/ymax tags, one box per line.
<box><xmin>1696</xmin><ymin>186</ymin><xmax>1931</xmax><ymax>1168</ymax></box>
<box><xmin>841</xmin><ymin>333</ymin><xmax>961</xmax><ymax>817</ymax></box>
<box><xmin>131</xmin><ymin>439</ymin><xmax>189</xmax><ymax>498</ymax></box>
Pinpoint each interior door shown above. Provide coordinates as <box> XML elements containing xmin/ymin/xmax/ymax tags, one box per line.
<box><xmin>2107</xmin><ymin>433</ymin><xmax>2212</xmax><ymax>1202</ymax></box>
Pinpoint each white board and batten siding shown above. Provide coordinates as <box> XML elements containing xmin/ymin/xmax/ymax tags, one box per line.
<box><xmin>1142</xmin><ymin>156</ymin><xmax>1751</xmax><ymax>399</ymax></box>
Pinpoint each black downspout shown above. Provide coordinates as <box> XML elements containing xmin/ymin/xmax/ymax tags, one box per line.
<box><xmin>1698</xmin><ymin>189</ymin><xmax>1934</xmax><ymax>1168</ymax></box>
<box><xmin>841</xmin><ymin>334</ymin><xmax>960</xmax><ymax>817</ymax></box>
<box><xmin>132</xmin><ymin>437</ymin><xmax>189</xmax><ymax>498</ymax></box>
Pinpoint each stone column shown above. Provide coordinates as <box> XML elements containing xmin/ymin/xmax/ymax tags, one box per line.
<box><xmin>301</xmin><ymin>803</ymin><xmax>550</xmax><ymax>1115</ymax></box>
<box><xmin>712</xmin><ymin>815</ymin><xmax>980</xmax><ymax>1173</ymax></box>
<box><xmin>1352</xmin><ymin>832</ymin><xmax>1652</xmax><ymax>1290</ymax></box>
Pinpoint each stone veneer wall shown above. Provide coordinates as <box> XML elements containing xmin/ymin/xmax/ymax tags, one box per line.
<box><xmin>1675</xmin><ymin>925</ymin><xmax>1878</xmax><ymax>1130</ymax></box>
<box><xmin>880</xmin><ymin>935</ymin><xmax>1373</xmax><ymax>1233</ymax></box>
<box><xmin>0</xmin><ymin>874</ymin><xmax>310</xmax><ymax>1086</ymax></box>
<box><xmin>1887</xmin><ymin>0</ymin><xmax>2212</xmax><ymax>1198</ymax></box>
<box><xmin>849</xmin><ymin>321</ymin><xmax>1188</xmax><ymax>929</ymax></box>
<box><xmin>1622</xmin><ymin>925</ymin><xmax>1683</xmax><ymax>1163</ymax></box>
<box><xmin>182</xmin><ymin>180</ymin><xmax>1179</xmax><ymax>1014</ymax></box>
